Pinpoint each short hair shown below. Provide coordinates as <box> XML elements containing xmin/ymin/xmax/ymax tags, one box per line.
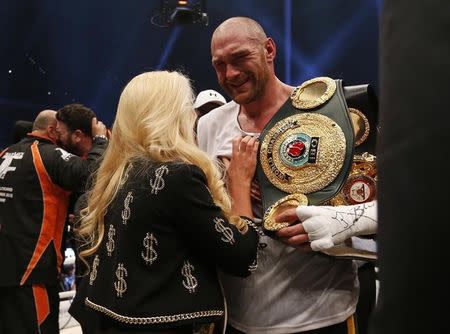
<box><xmin>56</xmin><ymin>103</ymin><xmax>96</xmax><ymax>137</ymax></box>
<box><xmin>32</xmin><ymin>109</ymin><xmax>57</xmax><ymax>131</ymax></box>
<box><xmin>212</xmin><ymin>17</ymin><xmax>267</xmax><ymax>44</ymax></box>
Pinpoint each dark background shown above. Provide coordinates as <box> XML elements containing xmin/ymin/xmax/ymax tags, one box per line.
<box><xmin>0</xmin><ymin>0</ymin><xmax>380</xmax><ymax>149</ymax></box>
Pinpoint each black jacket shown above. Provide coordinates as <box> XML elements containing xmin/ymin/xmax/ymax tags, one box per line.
<box><xmin>72</xmin><ymin>160</ymin><xmax>259</xmax><ymax>330</ymax></box>
<box><xmin>0</xmin><ymin>134</ymin><xmax>107</xmax><ymax>286</ymax></box>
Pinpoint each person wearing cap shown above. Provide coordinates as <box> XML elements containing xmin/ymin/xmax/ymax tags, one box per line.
<box><xmin>194</xmin><ymin>89</ymin><xmax>227</xmax><ymax>117</ymax></box>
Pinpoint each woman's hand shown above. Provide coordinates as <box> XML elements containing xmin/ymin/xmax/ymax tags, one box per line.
<box><xmin>222</xmin><ymin>135</ymin><xmax>259</xmax><ymax>218</ymax></box>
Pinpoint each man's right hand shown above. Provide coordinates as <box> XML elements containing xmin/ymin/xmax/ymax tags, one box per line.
<box><xmin>276</xmin><ymin>201</ymin><xmax>378</xmax><ymax>251</ymax></box>
<box><xmin>91</xmin><ymin>117</ymin><xmax>107</xmax><ymax>138</ymax></box>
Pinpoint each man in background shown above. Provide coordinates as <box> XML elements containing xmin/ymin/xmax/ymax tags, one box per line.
<box><xmin>55</xmin><ymin>103</ymin><xmax>108</xmax><ymax>286</ymax></box>
<box><xmin>55</xmin><ymin>103</ymin><xmax>101</xmax><ymax>158</ymax></box>
<box><xmin>194</xmin><ymin>89</ymin><xmax>227</xmax><ymax>117</ymax></box>
<box><xmin>193</xmin><ymin>89</ymin><xmax>227</xmax><ymax>139</ymax></box>
<box><xmin>0</xmin><ymin>109</ymin><xmax>107</xmax><ymax>334</ymax></box>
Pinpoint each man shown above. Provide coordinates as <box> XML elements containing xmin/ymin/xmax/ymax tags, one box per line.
<box><xmin>197</xmin><ymin>17</ymin><xmax>368</xmax><ymax>334</ymax></box>
<box><xmin>55</xmin><ymin>103</ymin><xmax>108</xmax><ymax>334</ymax></box>
<box><xmin>274</xmin><ymin>201</ymin><xmax>377</xmax><ymax>252</ymax></box>
<box><xmin>56</xmin><ymin>103</ymin><xmax>108</xmax><ymax>272</ymax></box>
<box><xmin>194</xmin><ymin>89</ymin><xmax>227</xmax><ymax>117</ymax></box>
<box><xmin>55</xmin><ymin>103</ymin><xmax>104</xmax><ymax>285</ymax></box>
<box><xmin>55</xmin><ymin>103</ymin><xmax>102</xmax><ymax>158</ymax></box>
<box><xmin>55</xmin><ymin>104</ymin><xmax>101</xmax><ymax>219</ymax></box>
<box><xmin>0</xmin><ymin>109</ymin><xmax>107</xmax><ymax>334</ymax></box>
<box><xmin>193</xmin><ymin>89</ymin><xmax>227</xmax><ymax>140</ymax></box>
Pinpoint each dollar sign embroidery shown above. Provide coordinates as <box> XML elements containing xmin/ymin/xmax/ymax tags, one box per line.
<box><xmin>142</xmin><ymin>232</ymin><xmax>158</xmax><ymax>265</ymax></box>
<box><xmin>214</xmin><ymin>217</ymin><xmax>235</xmax><ymax>245</ymax></box>
<box><xmin>106</xmin><ymin>225</ymin><xmax>116</xmax><ymax>256</ymax></box>
<box><xmin>181</xmin><ymin>261</ymin><xmax>198</xmax><ymax>294</ymax></box>
<box><xmin>121</xmin><ymin>191</ymin><xmax>133</xmax><ymax>225</ymax></box>
<box><xmin>149</xmin><ymin>165</ymin><xmax>169</xmax><ymax>195</ymax></box>
<box><xmin>89</xmin><ymin>255</ymin><xmax>100</xmax><ymax>285</ymax></box>
<box><xmin>114</xmin><ymin>263</ymin><xmax>128</xmax><ymax>297</ymax></box>
<box><xmin>248</xmin><ymin>258</ymin><xmax>258</xmax><ymax>272</ymax></box>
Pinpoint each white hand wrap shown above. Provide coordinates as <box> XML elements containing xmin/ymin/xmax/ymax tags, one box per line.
<box><xmin>295</xmin><ymin>201</ymin><xmax>378</xmax><ymax>251</ymax></box>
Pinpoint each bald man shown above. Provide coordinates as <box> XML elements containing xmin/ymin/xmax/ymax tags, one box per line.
<box><xmin>197</xmin><ymin>17</ymin><xmax>372</xmax><ymax>334</ymax></box>
<box><xmin>0</xmin><ymin>110</ymin><xmax>107</xmax><ymax>334</ymax></box>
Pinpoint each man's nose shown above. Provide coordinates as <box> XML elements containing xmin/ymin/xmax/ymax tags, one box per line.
<box><xmin>225</xmin><ymin>64</ymin><xmax>240</xmax><ymax>80</ymax></box>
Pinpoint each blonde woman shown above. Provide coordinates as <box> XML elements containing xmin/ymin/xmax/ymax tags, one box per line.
<box><xmin>69</xmin><ymin>71</ymin><xmax>260</xmax><ymax>334</ymax></box>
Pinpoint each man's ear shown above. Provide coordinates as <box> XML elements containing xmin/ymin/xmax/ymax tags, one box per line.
<box><xmin>47</xmin><ymin>124</ymin><xmax>58</xmax><ymax>142</ymax></box>
<box><xmin>72</xmin><ymin>129</ymin><xmax>83</xmax><ymax>143</ymax></box>
<box><xmin>265</xmin><ymin>37</ymin><xmax>276</xmax><ymax>62</ymax></box>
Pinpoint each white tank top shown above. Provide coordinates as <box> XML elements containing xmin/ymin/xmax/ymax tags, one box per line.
<box><xmin>197</xmin><ymin>101</ymin><xmax>359</xmax><ymax>334</ymax></box>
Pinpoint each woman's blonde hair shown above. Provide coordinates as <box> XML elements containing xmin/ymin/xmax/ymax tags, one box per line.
<box><xmin>77</xmin><ymin>71</ymin><xmax>235</xmax><ymax>264</ymax></box>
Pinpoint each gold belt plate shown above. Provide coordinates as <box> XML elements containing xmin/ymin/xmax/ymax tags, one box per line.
<box><xmin>291</xmin><ymin>76</ymin><xmax>336</xmax><ymax>110</ymax></box>
<box><xmin>327</xmin><ymin>152</ymin><xmax>377</xmax><ymax>206</ymax></box>
<box><xmin>349</xmin><ymin>107</ymin><xmax>370</xmax><ymax>146</ymax></box>
<box><xmin>259</xmin><ymin>113</ymin><xmax>346</xmax><ymax>194</ymax></box>
<box><xmin>263</xmin><ymin>193</ymin><xmax>309</xmax><ymax>231</ymax></box>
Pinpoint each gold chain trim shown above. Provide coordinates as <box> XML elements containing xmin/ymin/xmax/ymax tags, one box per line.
<box><xmin>85</xmin><ymin>298</ymin><xmax>224</xmax><ymax>325</ymax></box>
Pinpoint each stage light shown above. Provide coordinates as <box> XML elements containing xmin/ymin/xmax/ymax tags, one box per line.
<box><xmin>152</xmin><ymin>0</ymin><xmax>208</xmax><ymax>27</ymax></box>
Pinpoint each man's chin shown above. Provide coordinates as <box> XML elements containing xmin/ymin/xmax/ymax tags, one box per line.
<box><xmin>232</xmin><ymin>93</ymin><xmax>255</xmax><ymax>105</ymax></box>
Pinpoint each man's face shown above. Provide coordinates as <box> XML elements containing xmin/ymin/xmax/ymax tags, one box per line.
<box><xmin>55</xmin><ymin>121</ymin><xmax>79</xmax><ymax>155</ymax></box>
<box><xmin>196</xmin><ymin>102</ymin><xmax>223</xmax><ymax>117</ymax></box>
<box><xmin>211</xmin><ymin>33</ymin><xmax>270</xmax><ymax>105</ymax></box>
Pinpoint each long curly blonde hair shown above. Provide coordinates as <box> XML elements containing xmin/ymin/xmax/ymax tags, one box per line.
<box><xmin>77</xmin><ymin>71</ymin><xmax>234</xmax><ymax>264</ymax></box>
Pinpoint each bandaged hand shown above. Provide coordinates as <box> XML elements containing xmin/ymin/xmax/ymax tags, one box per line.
<box><xmin>276</xmin><ymin>201</ymin><xmax>377</xmax><ymax>251</ymax></box>
<box><xmin>298</xmin><ymin>201</ymin><xmax>377</xmax><ymax>251</ymax></box>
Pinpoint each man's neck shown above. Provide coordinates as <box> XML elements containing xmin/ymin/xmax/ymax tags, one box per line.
<box><xmin>77</xmin><ymin>137</ymin><xmax>93</xmax><ymax>158</ymax></box>
<box><xmin>238</xmin><ymin>78</ymin><xmax>294</xmax><ymax>133</ymax></box>
<box><xmin>30</xmin><ymin>130</ymin><xmax>55</xmax><ymax>143</ymax></box>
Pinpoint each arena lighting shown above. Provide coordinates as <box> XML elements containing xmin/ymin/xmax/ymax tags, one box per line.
<box><xmin>152</xmin><ymin>0</ymin><xmax>208</xmax><ymax>27</ymax></box>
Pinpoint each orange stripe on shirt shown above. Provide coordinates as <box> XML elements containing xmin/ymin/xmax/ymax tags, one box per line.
<box><xmin>32</xmin><ymin>284</ymin><xmax>50</xmax><ymax>326</ymax></box>
<box><xmin>20</xmin><ymin>141</ymin><xmax>70</xmax><ymax>285</ymax></box>
<box><xmin>0</xmin><ymin>147</ymin><xmax>8</xmax><ymax>157</ymax></box>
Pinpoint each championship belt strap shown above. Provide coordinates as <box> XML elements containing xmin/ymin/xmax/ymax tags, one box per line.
<box><xmin>256</xmin><ymin>77</ymin><xmax>355</xmax><ymax>231</ymax></box>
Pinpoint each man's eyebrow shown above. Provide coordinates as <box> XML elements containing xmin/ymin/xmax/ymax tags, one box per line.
<box><xmin>213</xmin><ymin>49</ymin><xmax>250</xmax><ymax>63</ymax></box>
<box><xmin>232</xmin><ymin>50</ymin><xmax>250</xmax><ymax>58</ymax></box>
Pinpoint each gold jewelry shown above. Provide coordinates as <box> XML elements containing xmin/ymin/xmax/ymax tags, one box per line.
<box><xmin>263</xmin><ymin>193</ymin><xmax>308</xmax><ymax>231</ymax></box>
<box><xmin>348</xmin><ymin>108</ymin><xmax>370</xmax><ymax>146</ymax></box>
<box><xmin>291</xmin><ymin>77</ymin><xmax>336</xmax><ymax>110</ymax></box>
<box><xmin>327</xmin><ymin>152</ymin><xmax>377</xmax><ymax>206</ymax></box>
<box><xmin>259</xmin><ymin>113</ymin><xmax>346</xmax><ymax>194</ymax></box>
